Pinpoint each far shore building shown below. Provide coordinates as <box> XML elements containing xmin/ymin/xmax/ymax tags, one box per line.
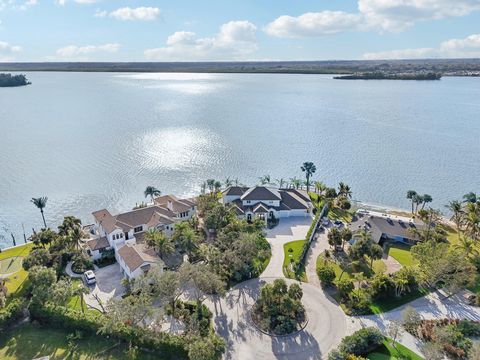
<box><xmin>84</xmin><ymin>195</ymin><xmax>196</xmax><ymax>279</ymax></box>
<box><xmin>347</xmin><ymin>210</ymin><xmax>425</xmax><ymax>245</ymax></box>
<box><xmin>221</xmin><ymin>186</ymin><xmax>313</xmax><ymax>222</ymax></box>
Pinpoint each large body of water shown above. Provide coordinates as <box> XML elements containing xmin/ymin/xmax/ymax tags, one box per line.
<box><xmin>1</xmin><ymin>72</ymin><xmax>479</xmax><ymax>248</ymax></box>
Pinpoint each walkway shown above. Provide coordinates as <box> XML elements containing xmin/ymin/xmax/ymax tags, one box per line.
<box><xmin>304</xmin><ymin>227</ymin><xmax>330</xmax><ymax>287</ymax></box>
<box><xmin>261</xmin><ymin>217</ymin><xmax>312</xmax><ymax>279</ymax></box>
<box><xmin>205</xmin><ymin>277</ymin><xmax>347</xmax><ymax>360</ymax></box>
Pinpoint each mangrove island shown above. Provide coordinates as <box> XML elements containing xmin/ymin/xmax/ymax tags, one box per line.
<box><xmin>334</xmin><ymin>71</ymin><xmax>442</xmax><ymax>80</ymax></box>
<box><xmin>0</xmin><ymin>73</ymin><xmax>31</xmax><ymax>87</ymax></box>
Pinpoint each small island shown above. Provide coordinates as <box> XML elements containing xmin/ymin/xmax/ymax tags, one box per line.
<box><xmin>0</xmin><ymin>73</ymin><xmax>31</xmax><ymax>87</ymax></box>
<box><xmin>334</xmin><ymin>71</ymin><xmax>442</xmax><ymax>80</ymax></box>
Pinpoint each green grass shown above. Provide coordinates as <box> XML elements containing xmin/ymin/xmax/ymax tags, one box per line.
<box><xmin>328</xmin><ymin>207</ymin><xmax>354</xmax><ymax>223</ymax></box>
<box><xmin>283</xmin><ymin>240</ymin><xmax>307</xmax><ymax>282</ymax></box>
<box><xmin>316</xmin><ymin>253</ymin><xmax>386</xmax><ymax>282</ymax></box>
<box><xmin>0</xmin><ymin>323</ymin><xmax>160</xmax><ymax>360</ymax></box>
<box><xmin>0</xmin><ymin>243</ymin><xmax>33</xmax><ymax>296</ymax></box>
<box><xmin>386</xmin><ymin>243</ymin><xmax>414</xmax><ymax>266</ymax></box>
<box><xmin>368</xmin><ymin>288</ymin><xmax>429</xmax><ymax>314</ymax></box>
<box><xmin>367</xmin><ymin>339</ymin><xmax>423</xmax><ymax>360</ymax></box>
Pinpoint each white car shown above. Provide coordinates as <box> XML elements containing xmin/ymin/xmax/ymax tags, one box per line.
<box><xmin>83</xmin><ymin>270</ymin><xmax>96</xmax><ymax>285</ymax></box>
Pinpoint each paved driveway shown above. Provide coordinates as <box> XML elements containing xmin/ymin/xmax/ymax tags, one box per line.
<box><xmin>84</xmin><ymin>263</ymin><xmax>125</xmax><ymax>310</ymax></box>
<box><xmin>205</xmin><ymin>277</ymin><xmax>347</xmax><ymax>360</ymax></box>
<box><xmin>261</xmin><ymin>217</ymin><xmax>313</xmax><ymax>279</ymax></box>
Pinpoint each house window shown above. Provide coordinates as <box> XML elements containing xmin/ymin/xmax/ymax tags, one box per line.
<box><xmin>246</xmin><ymin>200</ymin><xmax>251</xmax><ymax>204</ymax></box>
<box><xmin>134</xmin><ymin>226</ymin><xmax>143</xmax><ymax>233</ymax></box>
<box><xmin>247</xmin><ymin>214</ymin><xmax>252</xmax><ymax>222</ymax></box>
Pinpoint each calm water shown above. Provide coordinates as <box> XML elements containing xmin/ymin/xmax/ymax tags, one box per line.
<box><xmin>1</xmin><ymin>72</ymin><xmax>479</xmax><ymax>247</ymax></box>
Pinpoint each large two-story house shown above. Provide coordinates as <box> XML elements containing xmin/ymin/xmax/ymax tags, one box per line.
<box><xmin>85</xmin><ymin>195</ymin><xmax>196</xmax><ymax>279</ymax></box>
<box><xmin>221</xmin><ymin>186</ymin><xmax>313</xmax><ymax>222</ymax></box>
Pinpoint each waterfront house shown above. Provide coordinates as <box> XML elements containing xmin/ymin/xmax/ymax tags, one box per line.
<box><xmin>347</xmin><ymin>210</ymin><xmax>424</xmax><ymax>245</ymax></box>
<box><xmin>221</xmin><ymin>186</ymin><xmax>313</xmax><ymax>222</ymax></box>
<box><xmin>86</xmin><ymin>195</ymin><xmax>196</xmax><ymax>279</ymax></box>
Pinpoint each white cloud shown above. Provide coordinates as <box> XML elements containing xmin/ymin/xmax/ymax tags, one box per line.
<box><xmin>265</xmin><ymin>11</ymin><xmax>363</xmax><ymax>38</ymax></box>
<box><xmin>98</xmin><ymin>6</ymin><xmax>160</xmax><ymax>21</ymax></box>
<box><xmin>19</xmin><ymin>0</ymin><xmax>37</xmax><ymax>10</ymax></box>
<box><xmin>145</xmin><ymin>20</ymin><xmax>258</xmax><ymax>61</ymax></box>
<box><xmin>55</xmin><ymin>43</ymin><xmax>120</xmax><ymax>60</ymax></box>
<box><xmin>265</xmin><ymin>0</ymin><xmax>480</xmax><ymax>37</ymax></box>
<box><xmin>363</xmin><ymin>33</ymin><xmax>480</xmax><ymax>59</ymax></box>
<box><xmin>0</xmin><ymin>40</ymin><xmax>21</xmax><ymax>61</ymax></box>
<box><xmin>56</xmin><ymin>0</ymin><xmax>98</xmax><ymax>6</ymax></box>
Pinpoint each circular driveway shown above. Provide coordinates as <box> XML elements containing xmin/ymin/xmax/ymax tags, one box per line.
<box><xmin>205</xmin><ymin>277</ymin><xmax>347</xmax><ymax>360</ymax></box>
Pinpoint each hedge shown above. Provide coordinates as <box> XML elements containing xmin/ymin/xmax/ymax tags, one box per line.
<box><xmin>337</xmin><ymin>327</ymin><xmax>384</xmax><ymax>356</ymax></box>
<box><xmin>29</xmin><ymin>303</ymin><xmax>189</xmax><ymax>360</ymax></box>
<box><xmin>0</xmin><ymin>298</ymin><xmax>26</xmax><ymax>331</ymax></box>
<box><xmin>299</xmin><ymin>204</ymin><xmax>328</xmax><ymax>266</ymax></box>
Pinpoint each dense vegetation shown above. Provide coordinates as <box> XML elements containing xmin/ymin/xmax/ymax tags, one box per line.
<box><xmin>251</xmin><ymin>279</ymin><xmax>305</xmax><ymax>335</ymax></box>
<box><xmin>0</xmin><ymin>73</ymin><xmax>30</xmax><ymax>87</ymax></box>
<box><xmin>334</xmin><ymin>72</ymin><xmax>442</xmax><ymax>80</ymax></box>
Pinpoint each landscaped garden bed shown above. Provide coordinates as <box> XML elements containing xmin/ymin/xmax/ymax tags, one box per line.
<box><xmin>283</xmin><ymin>240</ymin><xmax>307</xmax><ymax>281</ymax></box>
<box><xmin>251</xmin><ymin>279</ymin><xmax>306</xmax><ymax>336</ymax></box>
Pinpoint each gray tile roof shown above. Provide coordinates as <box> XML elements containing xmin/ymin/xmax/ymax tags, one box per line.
<box><xmin>222</xmin><ymin>186</ymin><xmax>248</xmax><ymax>196</ymax></box>
<box><xmin>241</xmin><ymin>186</ymin><xmax>282</xmax><ymax>201</ymax></box>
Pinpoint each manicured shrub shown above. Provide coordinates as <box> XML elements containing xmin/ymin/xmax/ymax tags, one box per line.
<box><xmin>336</xmin><ymin>278</ymin><xmax>354</xmax><ymax>299</ymax></box>
<box><xmin>370</xmin><ymin>273</ymin><xmax>395</xmax><ymax>300</ymax></box>
<box><xmin>338</xmin><ymin>327</ymin><xmax>383</xmax><ymax>356</ymax></box>
<box><xmin>71</xmin><ymin>252</ymin><xmax>93</xmax><ymax>274</ymax></box>
<box><xmin>0</xmin><ymin>299</ymin><xmax>26</xmax><ymax>331</ymax></box>
<box><xmin>346</xmin><ymin>289</ymin><xmax>371</xmax><ymax>315</ymax></box>
<box><xmin>317</xmin><ymin>266</ymin><xmax>336</xmax><ymax>287</ymax></box>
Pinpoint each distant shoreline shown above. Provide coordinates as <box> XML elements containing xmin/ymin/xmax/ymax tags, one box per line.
<box><xmin>1</xmin><ymin>59</ymin><xmax>480</xmax><ymax>76</ymax></box>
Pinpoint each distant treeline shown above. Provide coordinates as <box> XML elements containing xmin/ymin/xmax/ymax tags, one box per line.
<box><xmin>0</xmin><ymin>59</ymin><xmax>480</xmax><ymax>75</ymax></box>
<box><xmin>0</xmin><ymin>73</ymin><xmax>31</xmax><ymax>87</ymax></box>
<box><xmin>334</xmin><ymin>72</ymin><xmax>442</xmax><ymax>80</ymax></box>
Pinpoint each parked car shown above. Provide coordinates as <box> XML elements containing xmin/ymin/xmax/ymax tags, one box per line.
<box><xmin>84</xmin><ymin>270</ymin><xmax>96</xmax><ymax>285</ymax></box>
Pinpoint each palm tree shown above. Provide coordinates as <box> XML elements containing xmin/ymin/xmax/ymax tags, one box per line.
<box><xmin>224</xmin><ymin>177</ymin><xmax>233</xmax><ymax>188</ymax></box>
<box><xmin>413</xmin><ymin>194</ymin><xmax>424</xmax><ymax>214</ymax></box>
<box><xmin>464</xmin><ymin>202</ymin><xmax>480</xmax><ymax>241</ymax></box>
<box><xmin>454</xmin><ymin>236</ymin><xmax>479</xmax><ymax>258</ymax></box>
<box><xmin>275</xmin><ymin>178</ymin><xmax>286</xmax><ymax>189</ymax></box>
<box><xmin>259</xmin><ymin>175</ymin><xmax>271</xmax><ymax>185</ymax></box>
<box><xmin>338</xmin><ymin>182</ymin><xmax>352</xmax><ymax>199</ymax></box>
<box><xmin>314</xmin><ymin>181</ymin><xmax>326</xmax><ymax>195</ymax></box>
<box><xmin>206</xmin><ymin>179</ymin><xmax>215</xmax><ymax>193</ymax></box>
<box><xmin>301</xmin><ymin>162</ymin><xmax>316</xmax><ymax>193</ymax></box>
<box><xmin>144</xmin><ymin>228</ymin><xmax>174</xmax><ymax>259</ymax></box>
<box><xmin>289</xmin><ymin>177</ymin><xmax>302</xmax><ymax>190</ymax></box>
<box><xmin>406</xmin><ymin>190</ymin><xmax>417</xmax><ymax>214</ymax></box>
<box><xmin>340</xmin><ymin>227</ymin><xmax>352</xmax><ymax>251</ymax></box>
<box><xmin>144</xmin><ymin>186</ymin><xmax>161</xmax><ymax>203</ymax></box>
<box><xmin>214</xmin><ymin>180</ymin><xmax>222</xmax><ymax>193</ymax></box>
<box><xmin>420</xmin><ymin>194</ymin><xmax>433</xmax><ymax>210</ymax></box>
<box><xmin>31</xmin><ymin>196</ymin><xmax>48</xmax><ymax>228</ymax></box>
<box><xmin>58</xmin><ymin>215</ymin><xmax>82</xmax><ymax>236</ymax></box>
<box><xmin>463</xmin><ymin>192</ymin><xmax>478</xmax><ymax>204</ymax></box>
<box><xmin>172</xmin><ymin>222</ymin><xmax>200</xmax><ymax>259</ymax></box>
<box><xmin>68</xmin><ymin>226</ymin><xmax>84</xmax><ymax>250</ymax></box>
<box><xmin>445</xmin><ymin>200</ymin><xmax>464</xmax><ymax>236</ymax></box>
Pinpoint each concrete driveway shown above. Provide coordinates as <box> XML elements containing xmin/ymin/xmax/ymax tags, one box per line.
<box><xmin>205</xmin><ymin>277</ymin><xmax>347</xmax><ymax>360</ymax></box>
<box><xmin>84</xmin><ymin>263</ymin><xmax>125</xmax><ymax>310</ymax></box>
<box><xmin>261</xmin><ymin>217</ymin><xmax>313</xmax><ymax>279</ymax></box>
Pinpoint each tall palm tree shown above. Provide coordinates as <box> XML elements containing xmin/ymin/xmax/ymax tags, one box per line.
<box><xmin>68</xmin><ymin>226</ymin><xmax>84</xmax><ymax>250</ymax></box>
<box><xmin>31</xmin><ymin>196</ymin><xmax>48</xmax><ymax>228</ymax></box>
<box><xmin>301</xmin><ymin>162</ymin><xmax>316</xmax><ymax>193</ymax></box>
<box><xmin>464</xmin><ymin>202</ymin><xmax>480</xmax><ymax>242</ymax></box>
<box><xmin>314</xmin><ymin>181</ymin><xmax>326</xmax><ymax>195</ymax></box>
<box><xmin>338</xmin><ymin>182</ymin><xmax>352</xmax><ymax>199</ymax></box>
<box><xmin>224</xmin><ymin>177</ymin><xmax>233</xmax><ymax>188</ymax></box>
<box><xmin>420</xmin><ymin>194</ymin><xmax>433</xmax><ymax>210</ymax></box>
<box><xmin>406</xmin><ymin>190</ymin><xmax>417</xmax><ymax>214</ymax></box>
<box><xmin>454</xmin><ymin>236</ymin><xmax>479</xmax><ymax>258</ymax></box>
<box><xmin>445</xmin><ymin>200</ymin><xmax>464</xmax><ymax>236</ymax></box>
<box><xmin>145</xmin><ymin>228</ymin><xmax>175</xmax><ymax>258</ymax></box>
<box><xmin>144</xmin><ymin>186</ymin><xmax>161</xmax><ymax>203</ymax></box>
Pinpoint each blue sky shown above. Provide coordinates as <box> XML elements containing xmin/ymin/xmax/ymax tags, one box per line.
<box><xmin>1</xmin><ymin>0</ymin><xmax>480</xmax><ymax>61</ymax></box>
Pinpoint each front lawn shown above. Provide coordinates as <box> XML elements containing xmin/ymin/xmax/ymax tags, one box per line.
<box><xmin>283</xmin><ymin>240</ymin><xmax>307</xmax><ymax>282</ymax></box>
<box><xmin>386</xmin><ymin>243</ymin><xmax>414</xmax><ymax>266</ymax></box>
<box><xmin>367</xmin><ymin>339</ymin><xmax>423</xmax><ymax>360</ymax></box>
<box><xmin>0</xmin><ymin>323</ymin><xmax>159</xmax><ymax>360</ymax></box>
<box><xmin>328</xmin><ymin>207</ymin><xmax>354</xmax><ymax>223</ymax></box>
<box><xmin>316</xmin><ymin>252</ymin><xmax>386</xmax><ymax>282</ymax></box>
<box><xmin>0</xmin><ymin>243</ymin><xmax>33</xmax><ymax>297</ymax></box>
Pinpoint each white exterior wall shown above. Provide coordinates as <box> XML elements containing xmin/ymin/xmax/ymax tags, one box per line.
<box><xmin>90</xmin><ymin>249</ymin><xmax>102</xmax><ymax>261</ymax></box>
<box><xmin>223</xmin><ymin>195</ymin><xmax>241</xmax><ymax>203</ymax></box>
<box><xmin>242</xmin><ymin>199</ymin><xmax>280</xmax><ymax>207</ymax></box>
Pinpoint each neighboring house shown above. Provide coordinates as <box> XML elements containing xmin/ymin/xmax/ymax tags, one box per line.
<box><xmin>86</xmin><ymin>194</ymin><xmax>196</xmax><ymax>279</ymax></box>
<box><xmin>221</xmin><ymin>186</ymin><xmax>313</xmax><ymax>222</ymax></box>
<box><xmin>348</xmin><ymin>210</ymin><xmax>425</xmax><ymax>245</ymax></box>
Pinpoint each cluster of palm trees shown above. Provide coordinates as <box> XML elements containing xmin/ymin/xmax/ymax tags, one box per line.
<box><xmin>406</xmin><ymin>190</ymin><xmax>433</xmax><ymax>214</ymax></box>
<box><xmin>311</xmin><ymin>181</ymin><xmax>352</xmax><ymax>210</ymax></box>
<box><xmin>446</xmin><ymin>192</ymin><xmax>480</xmax><ymax>243</ymax></box>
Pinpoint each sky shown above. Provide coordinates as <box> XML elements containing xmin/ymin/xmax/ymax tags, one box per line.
<box><xmin>1</xmin><ymin>0</ymin><xmax>480</xmax><ymax>61</ymax></box>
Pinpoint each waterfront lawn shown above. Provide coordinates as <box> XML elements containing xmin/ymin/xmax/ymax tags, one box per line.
<box><xmin>66</xmin><ymin>278</ymin><xmax>88</xmax><ymax>312</ymax></box>
<box><xmin>0</xmin><ymin>323</ymin><xmax>159</xmax><ymax>360</ymax></box>
<box><xmin>386</xmin><ymin>243</ymin><xmax>414</xmax><ymax>266</ymax></box>
<box><xmin>0</xmin><ymin>243</ymin><xmax>33</xmax><ymax>297</ymax></box>
<box><xmin>283</xmin><ymin>240</ymin><xmax>307</xmax><ymax>282</ymax></box>
<box><xmin>367</xmin><ymin>339</ymin><xmax>423</xmax><ymax>360</ymax></box>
